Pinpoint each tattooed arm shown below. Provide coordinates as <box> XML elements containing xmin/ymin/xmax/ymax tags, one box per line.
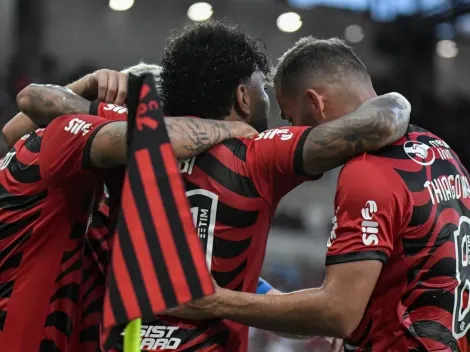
<box><xmin>89</xmin><ymin>118</ymin><xmax>252</xmax><ymax>168</ymax></box>
<box><xmin>3</xmin><ymin>84</ymin><xmax>90</xmax><ymax>150</ymax></box>
<box><xmin>16</xmin><ymin>84</ymin><xmax>255</xmax><ymax>167</ymax></box>
<box><xmin>303</xmin><ymin>92</ymin><xmax>410</xmax><ymax>175</ymax></box>
<box><xmin>16</xmin><ymin>84</ymin><xmax>92</xmax><ymax>128</ymax></box>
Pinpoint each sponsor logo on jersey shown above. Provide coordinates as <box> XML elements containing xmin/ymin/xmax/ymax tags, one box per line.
<box><xmin>64</xmin><ymin>118</ymin><xmax>92</xmax><ymax>136</ymax></box>
<box><xmin>103</xmin><ymin>104</ymin><xmax>128</xmax><ymax>114</ymax></box>
<box><xmin>186</xmin><ymin>189</ymin><xmax>218</xmax><ymax>270</ymax></box>
<box><xmin>255</xmin><ymin>128</ymin><xmax>293</xmax><ymax>141</ymax></box>
<box><xmin>327</xmin><ymin>207</ymin><xmax>339</xmax><ymax>248</ymax></box>
<box><xmin>361</xmin><ymin>200</ymin><xmax>379</xmax><ymax>246</ymax></box>
<box><xmin>403</xmin><ymin>140</ymin><xmax>436</xmax><ymax>166</ymax></box>
<box><xmin>119</xmin><ymin>325</ymin><xmax>181</xmax><ymax>350</ymax></box>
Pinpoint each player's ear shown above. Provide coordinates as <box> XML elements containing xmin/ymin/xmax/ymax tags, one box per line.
<box><xmin>235</xmin><ymin>84</ymin><xmax>250</xmax><ymax>117</ymax></box>
<box><xmin>305</xmin><ymin>89</ymin><xmax>327</xmax><ymax>122</ymax></box>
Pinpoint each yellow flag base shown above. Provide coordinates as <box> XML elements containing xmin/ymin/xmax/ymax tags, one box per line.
<box><xmin>124</xmin><ymin>318</ymin><xmax>141</xmax><ymax>352</ymax></box>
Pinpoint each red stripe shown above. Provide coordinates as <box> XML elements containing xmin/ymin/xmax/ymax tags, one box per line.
<box><xmin>120</xmin><ymin>174</ymin><xmax>166</xmax><ymax>313</ymax></box>
<box><xmin>111</xmin><ymin>232</ymin><xmax>139</xmax><ymax>322</ymax></box>
<box><xmin>161</xmin><ymin>143</ymin><xmax>214</xmax><ymax>295</ymax></box>
<box><xmin>134</xmin><ymin>149</ymin><xmax>193</xmax><ymax>304</ymax></box>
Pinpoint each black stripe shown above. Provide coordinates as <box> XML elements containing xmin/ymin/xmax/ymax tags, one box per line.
<box><xmin>213</xmin><ymin>236</ymin><xmax>251</xmax><ymax>259</ymax></box>
<box><xmin>0</xmin><ymin>310</ymin><xmax>5</xmax><ymax>331</ymax></box>
<box><xmin>233</xmin><ymin>281</ymin><xmax>243</xmax><ymax>292</ymax></box>
<box><xmin>79</xmin><ymin>325</ymin><xmax>100</xmax><ymax>343</ymax></box>
<box><xmin>91</xmin><ymin>207</ymin><xmax>109</xmax><ymax>229</ymax></box>
<box><xmin>89</xmin><ymin>100</ymin><xmax>100</xmax><ymax>115</ymax></box>
<box><xmin>407</xmin><ymin>288</ymin><xmax>454</xmax><ymax>315</ymax></box>
<box><xmin>187</xmin><ymin>329</ymin><xmax>230</xmax><ymax>350</ymax></box>
<box><xmin>196</xmin><ymin>152</ymin><xmax>259</xmax><ymax>198</ymax></box>
<box><xmin>7</xmin><ymin>153</ymin><xmax>41</xmax><ymax>183</ymax></box>
<box><xmin>115</xmin><ymin>213</ymin><xmax>154</xmax><ymax>319</ymax></box>
<box><xmin>420</xmin><ymin>257</ymin><xmax>455</xmax><ymax>282</ymax></box>
<box><xmin>69</xmin><ymin>221</ymin><xmax>88</xmax><ymax>239</ymax></box>
<box><xmin>293</xmin><ymin>127</ymin><xmax>313</xmax><ymax>176</ymax></box>
<box><xmin>0</xmin><ymin>230</ymin><xmax>31</xmax><ymax>261</ymax></box>
<box><xmin>24</xmin><ymin>133</ymin><xmax>42</xmax><ymax>153</ymax></box>
<box><xmin>50</xmin><ymin>283</ymin><xmax>80</xmax><ymax>303</ymax></box>
<box><xmin>217</xmin><ymin>201</ymin><xmax>259</xmax><ymax>228</ymax></box>
<box><xmin>0</xmin><ymin>211</ymin><xmax>40</xmax><ymax>239</ymax></box>
<box><xmin>212</xmin><ymin>259</ymin><xmax>247</xmax><ymax>287</ymax></box>
<box><xmin>39</xmin><ymin>339</ymin><xmax>61</xmax><ymax>352</ymax></box>
<box><xmin>410</xmin><ymin>320</ymin><xmax>457</xmax><ymax>350</ymax></box>
<box><xmin>108</xmin><ymin>269</ymin><xmax>128</xmax><ymax>325</ymax></box>
<box><xmin>325</xmin><ymin>250</ymin><xmax>388</xmax><ymax>265</ymax></box>
<box><xmin>0</xmin><ymin>252</ymin><xmax>22</xmax><ymax>272</ymax></box>
<box><xmin>55</xmin><ymin>258</ymin><xmax>82</xmax><ymax>283</ymax></box>
<box><xmin>61</xmin><ymin>243</ymin><xmax>82</xmax><ymax>263</ymax></box>
<box><xmin>220</xmin><ymin>139</ymin><xmax>247</xmax><ymax>162</ymax></box>
<box><xmin>45</xmin><ymin>311</ymin><xmax>73</xmax><ymax>338</ymax></box>
<box><xmin>394</xmin><ymin>167</ymin><xmax>427</xmax><ymax>193</ymax></box>
<box><xmin>147</xmin><ymin>147</ymin><xmax>206</xmax><ymax>300</ymax></box>
<box><xmin>0</xmin><ymin>185</ymin><xmax>46</xmax><ymax>212</ymax></box>
<box><xmin>126</xmin><ymin>157</ymin><xmax>177</xmax><ymax>310</ymax></box>
<box><xmin>83</xmin><ymin>275</ymin><xmax>104</xmax><ymax>303</ymax></box>
<box><xmin>82</xmin><ymin>297</ymin><xmax>104</xmax><ymax>319</ymax></box>
<box><xmin>0</xmin><ymin>280</ymin><xmax>14</xmax><ymax>298</ymax></box>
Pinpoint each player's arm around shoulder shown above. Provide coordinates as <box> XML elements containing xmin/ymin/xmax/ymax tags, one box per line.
<box><xmin>301</xmin><ymin>92</ymin><xmax>411</xmax><ymax>175</ymax></box>
<box><xmin>166</xmin><ymin>157</ymin><xmax>410</xmax><ymax>339</ymax></box>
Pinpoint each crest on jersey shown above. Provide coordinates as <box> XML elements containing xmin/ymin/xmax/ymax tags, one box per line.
<box><xmin>186</xmin><ymin>189</ymin><xmax>218</xmax><ymax>270</ymax></box>
<box><xmin>453</xmin><ymin>216</ymin><xmax>470</xmax><ymax>339</ymax></box>
<box><xmin>403</xmin><ymin>141</ymin><xmax>435</xmax><ymax>166</ymax></box>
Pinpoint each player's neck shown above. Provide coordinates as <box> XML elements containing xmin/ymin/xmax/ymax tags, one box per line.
<box><xmin>343</xmin><ymin>87</ymin><xmax>377</xmax><ymax>116</ymax></box>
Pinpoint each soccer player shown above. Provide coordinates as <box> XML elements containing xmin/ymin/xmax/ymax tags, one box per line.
<box><xmin>0</xmin><ymin>74</ymin><xmax>256</xmax><ymax>351</ymax></box>
<box><xmin>135</xmin><ymin>22</ymin><xmax>411</xmax><ymax>352</ymax></box>
<box><xmin>170</xmin><ymin>37</ymin><xmax>470</xmax><ymax>352</ymax></box>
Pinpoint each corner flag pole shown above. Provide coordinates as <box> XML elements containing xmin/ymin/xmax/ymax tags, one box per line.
<box><xmin>123</xmin><ymin>318</ymin><xmax>141</xmax><ymax>352</ymax></box>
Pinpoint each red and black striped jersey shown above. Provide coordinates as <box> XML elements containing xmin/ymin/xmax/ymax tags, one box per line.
<box><xmin>326</xmin><ymin>125</ymin><xmax>470</xmax><ymax>352</ymax></box>
<box><xmin>89</xmin><ymin>102</ymin><xmax>319</xmax><ymax>351</ymax></box>
<box><xmin>0</xmin><ymin>114</ymin><xmax>112</xmax><ymax>352</ymax></box>
<box><xmin>140</xmin><ymin>127</ymin><xmax>317</xmax><ymax>352</ymax></box>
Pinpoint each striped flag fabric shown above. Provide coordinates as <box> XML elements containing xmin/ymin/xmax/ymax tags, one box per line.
<box><xmin>101</xmin><ymin>73</ymin><xmax>215</xmax><ymax>349</ymax></box>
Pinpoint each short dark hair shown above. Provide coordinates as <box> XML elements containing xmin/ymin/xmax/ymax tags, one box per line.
<box><xmin>274</xmin><ymin>36</ymin><xmax>370</xmax><ymax>94</ymax></box>
<box><xmin>160</xmin><ymin>21</ymin><xmax>270</xmax><ymax>119</ymax></box>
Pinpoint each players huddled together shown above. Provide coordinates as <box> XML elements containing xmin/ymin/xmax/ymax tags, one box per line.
<box><xmin>0</xmin><ymin>19</ymin><xmax>468</xmax><ymax>352</ymax></box>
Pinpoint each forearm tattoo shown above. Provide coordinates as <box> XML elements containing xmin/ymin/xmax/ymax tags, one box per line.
<box><xmin>17</xmin><ymin>84</ymin><xmax>90</xmax><ymax>127</ymax></box>
<box><xmin>164</xmin><ymin>117</ymin><xmax>235</xmax><ymax>157</ymax></box>
<box><xmin>304</xmin><ymin>93</ymin><xmax>411</xmax><ymax>175</ymax></box>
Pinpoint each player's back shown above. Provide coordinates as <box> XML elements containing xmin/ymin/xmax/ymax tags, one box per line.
<box><xmin>132</xmin><ymin>127</ymin><xmax>316</xmax><ymax>352</ymax></box>
<box><xmin>344</xmin><ymin>125</ymin><xmax>470</xmax><ymax>351</ymax></box>
<box><xmin>0</xmin><ymin>114</ymin><xmax>111</xmax><ymax>352</ymax></box>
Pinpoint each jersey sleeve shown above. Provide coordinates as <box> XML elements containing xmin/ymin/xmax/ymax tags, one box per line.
<box><xmin>246</xmin><ymin>126</ymin><xmax>320</xmax><ymax>204</ymax></box>
<box><xmin>89</xmin><ymin>101</ymin><xmax>128</xmax><ymax>121</ymax></box>
<box><xmin>325</xmin><ymin>157</ymin><xmax>411</xmax><ymax>266</ymax></box>
<box><xmin>39</xmin><ymin>114</ymin><xmax>112</xmax><ymax>183</ymax></box>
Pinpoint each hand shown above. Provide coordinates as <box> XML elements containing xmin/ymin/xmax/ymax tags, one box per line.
<box><xmin>68</xmin><ymin>69</ymin><xmax>128</xmax><ymax>105</ymax></box>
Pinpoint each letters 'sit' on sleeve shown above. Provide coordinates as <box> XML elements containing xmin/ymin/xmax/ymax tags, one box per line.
<box><xmin>39</xmin><ymin>114</ymin><xmax>111</xmax><ymax>182</ymax></box>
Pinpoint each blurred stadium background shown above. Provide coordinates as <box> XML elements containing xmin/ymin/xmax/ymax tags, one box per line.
<box><xmin>1</xmin><ymin>0</ymin><xmax>469</xmax><ymax>350</ymax></box>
